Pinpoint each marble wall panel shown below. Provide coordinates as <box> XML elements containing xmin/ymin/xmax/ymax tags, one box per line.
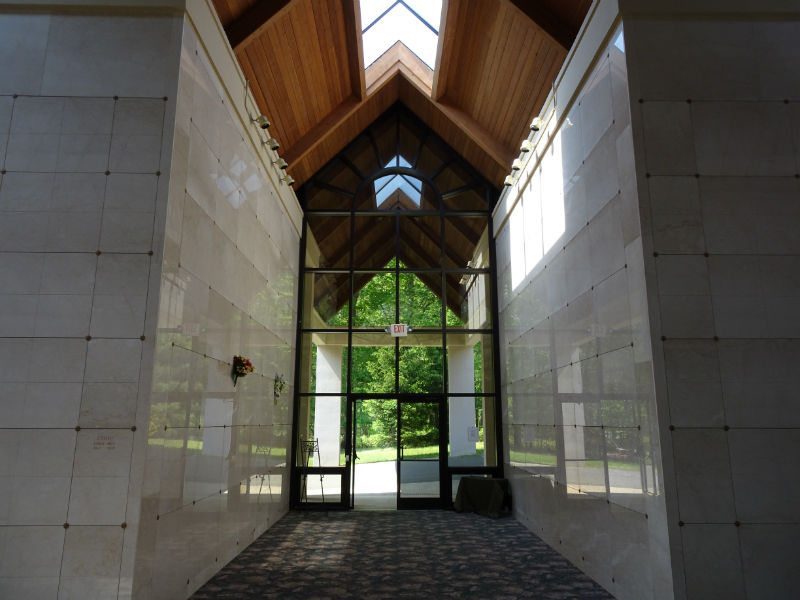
<box><xmin>626</xmin><ymin>11</ymin><xmax>800</xmax><ymax>600</ymax></box>
<box><xmin>0</xmin><ymin>9</ymin><xmax>183</xmax><ymax>599</ymax></box>
<box><xmin>132</xmin><ymin>19</ymin><xmax>299</xmax><ymax>600</ymax></box>
<box><xmin>496</xmin><ymin>24</ymin><xmax>672</xmax><ymax>600</ymax></box>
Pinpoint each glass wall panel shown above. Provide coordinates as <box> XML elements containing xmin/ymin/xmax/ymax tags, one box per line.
<box><xmin>293</xmin><ymin>107</ymin><xmax>501</xmax><ymax>508</ymax></box>
<box><xmin>306</xmin><ymin>215</ymin><xmax>350</xmax><ymax>268</ymax></box>
<box><xmin>303</xmin><ymin>272</ymin><xmax>349</xmax><ymax>329</ymax></box>
<box><xmin>443</xmin><ymin>217</ymin><xmax>490</xmax><ymax>269</ymax></box>
<box><xmin>343</xmin><ymin>135</ymin><xmax>380</xmax><ymax>176</ymax></box>
<box><xmin>448</xmin><ymin>396</ymin><xmax>498</xmax><ymax>467</ymax></box>
<box><xmin>305</xmin><ymin>183</ymin><xmax>352</xmax><ymax>210</ymax></box>
<box><xmin>451</xmin><ymin>473</ymin><xmax>490</xmax><ymax>502</ymax></box>
<box><xmin>352</xmin><ymin>215</ymin><xmax>395</xmax><ymax>269</ymax></box>
<box><xmin>398</xmin><ymin>215</ymin><xmax>441</xmax><ymax>269</ymax></box>
<box><xmin>399</xmin><ymin>272</ymin><xmax>443</xmax><ymax>328</ymax></box>
<box><xmin>441</xmin><ymin>186</ymin><xmax>487</xmax><ymax>211</ymax></box>
<box><xmin>446</xmin><ymin>333</ymin><xmax>494</xmax><ymax>394</ymax></box>
<box><xmin>399</xmin><ymin>400</ymin><xmax>440</xmax><ymax>499</ymax></box>
<box><xmin>297</xmin><ymin>333</ymin><xmax>347</xmax><ymax>395</ymax></box>
<box><xmin>295</xmin><ymin>396</ymin><xmax>347</xmax><ymax>467</ymax></box>
<box><xmin>349</xmin><ymin>332</ymin><xmax>396</xmax><ymax>394</ymax></box>
<box><xmin>353</xmin><ymin>271</ymin><xmax>396</xmax><ymax>328</ymax></box>
<box><xmin>446</xmin><ymin>272</ymin><xmax>492</xmax><ymax>329</ymax></box>
<box><xmin>299</xmin><ymin>473</ymin><xmax>342</xmax><ymax>504</ymax></box>
<box><xmin>399</xmin><ymin>333</ymin><xmax>443</xmax><ymax>393</ymax></box>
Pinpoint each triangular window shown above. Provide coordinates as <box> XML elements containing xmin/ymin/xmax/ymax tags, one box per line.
<box><xmin>374</xmin><ymin>156</ymin><xmax>422</xmax><ymax>207</ymax></box>
<box><xmin>361</xmin><ymin>0</ymin><xmax>442</xmax><ymax>69</ymax></box>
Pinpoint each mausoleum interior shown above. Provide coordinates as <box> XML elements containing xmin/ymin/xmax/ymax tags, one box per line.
<box><xmin>0</xmin><ymin>0</ymin><xmax>798</xmax><ymax>598</ymax></box>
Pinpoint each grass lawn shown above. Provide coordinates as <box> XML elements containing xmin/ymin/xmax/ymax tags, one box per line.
<box><xmin>353</xmin><ymin>442</ymin><xmax>486</xmax><ymax>463</ymax></box>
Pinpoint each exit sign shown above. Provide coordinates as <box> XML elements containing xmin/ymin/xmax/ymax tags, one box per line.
<box><xmin>389</xmin><ymin>324</ymin><xmax>408</xmax><ymax>337</ymax></box>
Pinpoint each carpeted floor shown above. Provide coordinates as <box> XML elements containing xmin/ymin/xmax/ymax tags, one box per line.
<box><xmin>192</xmin><ymin>510</ymin><xmax>614</xmax><ymax>599</ymax></box>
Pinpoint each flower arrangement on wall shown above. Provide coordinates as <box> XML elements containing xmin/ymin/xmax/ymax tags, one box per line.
<box><xmin>231</xmin><ymin>355</ymin><xmax>254</xmax><ymax>387</ymax></box>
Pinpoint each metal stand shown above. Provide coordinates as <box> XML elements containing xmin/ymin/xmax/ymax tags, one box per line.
<box><xmin>299</xmin><ymin>439</ymin><xmax>324</xmax><ymax>503</ymax></box>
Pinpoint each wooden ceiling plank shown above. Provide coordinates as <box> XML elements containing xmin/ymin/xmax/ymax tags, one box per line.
<box><xmin>430</xmin><ymin>0</ymin><xmax>454</xmax><ymax>101</ymax></box>
<box><xmin>473</xmin><ymin>3</ymin><xmax>511</xmax><ymax>131</ymax></box>
<box><xmin>399</xmin><ymin>76</ymin><xmax>507</xmax><ymax>185</ymax></box>
<box><xmin>244</xmin><ymin>41</ymin><xmax>291</xmax><ymax>144</ymax></box>
<box><xmin>507</xmin><ymin>0</ymin><xmax>576</xmax><ymax>50</ymax></box>
<box><xmin>435</xmin><ymin>100</ymin><xmax>513</xmax><ymax>172</ymax></box>
<box><xmin>225</xmin><ymin>0</ymin><xmax>294</xmax><ymax>52</ymax></box>
<box><xmin>499</xmin><ymin>31</ymin><xmax>546</xmax><ymax>139</ymax></box>
<box><xmin>320</xmin><ymin>0</ymin><xmax>347</xmax><ymax>104</ymax></box>
<box><xmin>284</xmin><ymin>4</ymin><xmax>319</xmax><ymax>133</ymax></box>
<box><xmin>492</xmin><ymin>20</ymin><xmax>537</xmax><ymax>143</ymax></box>
<box><xmin>343</xmin><ymin>0</ymin><xmax>367</xmax><ymax>100</ymax></box>
<box><xmin>299</xmin><ymin>0</ymin><xmax>332</xmax><ymax>124</ymax></box>
<box><xmin>283</xmin><ymin>96</ymin><xmax>362</xmax><ymax>167</ymax></box>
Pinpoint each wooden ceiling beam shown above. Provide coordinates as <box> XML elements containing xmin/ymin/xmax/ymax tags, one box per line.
<box><xmin>506</xmin><ymin>0</ymin><xmax>576</xmax><ymax>50</ymax></box>
<box><xmin>342</xmin><ymin>0</ymin><xmax>367</xmax><ymax>100</ymax></box>
<box><xmin>400</xmin><ymin>77</ymin><xmax>516</xmax><ymax>181</ymax></box>
<box><xmin>225</xmin><ymin>0</ymin><xmax>294</xmax><ymax>53</ymax></box>
<box><xmin>283</xmin><ymin>96</ymin><xmax>362</xmax><ymax>167</ymax></box>
<box><xmin>431</xmin><ymin>0</ymin><xmax>455</xmax><ymax>102</ymax></box>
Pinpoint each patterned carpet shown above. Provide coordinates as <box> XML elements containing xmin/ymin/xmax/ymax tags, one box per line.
<box><xmin>192</xmin><ymin>510</ymin><xmax>614</xmax><ymax>599</ymax></box>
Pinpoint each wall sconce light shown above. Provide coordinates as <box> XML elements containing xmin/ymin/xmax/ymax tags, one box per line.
<box><xmin>253</xmin><ymin>114</ymin><xmax>270</xmax><ymax>129</ymax></box>
<box><xmin>503</xmin><ymin>175</ymin><xmax>515</xmax><ymax>187</ymax></box>
<box><xmin>264</xmin><ymin>137</ymin><xmax>280</xmax><ymax>151</ymax></box>
<box><xmin>282</xmin><ymin>174</ymin><xmax>295</xmax><ymax>186</ymax></box>
<box><xmin>511</xmin><ymin>158</ymin><xmax>524</xmax><ymax>171</ymax></box>
<box><xmin>530</xmin><ymin>116</ymin><xmax>544</xmax><ymax>131</ymax></box>
<box><xmin>273</xmin><ymin>158</ymin><xmax>288</xmax><ymax>170</ymax></box>
<box><xmin>520</xmin><ymin>140</ymin><xmax>533</xmax><ymax>153</ymax></box>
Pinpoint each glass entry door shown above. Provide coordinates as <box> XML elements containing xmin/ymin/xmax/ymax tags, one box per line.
<box><xmin>350</xmin><ymin>398</ymin><xmax>398</xmax><ymax>510</ymax></box>
<box><xmin>397</xmin><ymin>397</ymin><xmax>446</xmax><ymax>509</ymax></box>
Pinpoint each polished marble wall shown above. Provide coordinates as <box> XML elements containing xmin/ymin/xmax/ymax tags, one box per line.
<box><xmin>131</xmin><ymin>15</ymin><xmax>300</xmax><ymax>600</ymax></box>
<box><xmin>494</xmin><ymin>14</ymin><xmax>673</xmax><ymax>600</ymax></box>
<box><xmin>0</xmin><ymin>4</ymin><xmax>300</xmax><ymax>599</ymax></box>
<box><xmin>624</xmin><ymin>9</ymin><xmax>800</xmax><ymax>599</ymax></box>
<box><xmin>0</xmin><ymin>9</ymin><xmax>184</xmax><ymax>599</ymax></box>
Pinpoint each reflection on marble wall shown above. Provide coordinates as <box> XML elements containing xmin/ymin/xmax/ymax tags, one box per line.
<box><xmin>0</xmin><ymin>11</ymin><xmax>183</xmax><ymax>600</ymax></box>
<box><xmin>626</xmin><ymin>13</ymin><xmax>800</xmax><ymax>600</ymax></box>
<box><xmin>495</xmin><ymin>24</ymin><xmax>673</xmax><ymax>600</ymax></box>
<box><xmin>132</xmin><ymin>20</ymin><xmax>299</xmax><ymax>600</ymax></box>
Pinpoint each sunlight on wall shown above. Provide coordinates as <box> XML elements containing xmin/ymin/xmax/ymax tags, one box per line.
<box><xmin>509</xmin><ymin>115</ymin><xmax>566</xmax><ymax>291</ymax></box>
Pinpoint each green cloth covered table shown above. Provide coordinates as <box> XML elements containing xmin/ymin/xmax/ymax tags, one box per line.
<box><xmin>454</xmin><ymin>477</ymin><xmax>511</xmax><ymax>517</ymax></box>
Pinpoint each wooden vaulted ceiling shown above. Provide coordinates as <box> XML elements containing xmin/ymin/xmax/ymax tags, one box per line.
<box><xmin>211</xmin><ymin>0</ymin><xmax>590</xmax><ymax>188</ymax></box>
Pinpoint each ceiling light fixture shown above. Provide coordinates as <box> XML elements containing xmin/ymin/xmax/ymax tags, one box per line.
<box><xmin>520</xmin><ymin>140</ymin><xmax>533</xmax><ymax>153</ymax></box>
<box><xmin>282</xmin><ymin>174</ymin><xmax>295</xmax><ymax>186</ymax></box>
<box><xmin>273</xmin><ymin>158</ymin><xmax>288</xmax><ymax>170</ymax></box>
<box><xmin>530</xmin><ymin>117</ymin><xmax>544</xmax><ymax>132</ymax></box>
<box><xmin>511</xmin><ymin>159</ymin><xmax>524</xmax><ymax>171</ymax></box>
<box><xmin>503</xmin><ymin>175</ymin><xmax>515</xmax><ymax>187</ymax></box>
<box><xmin>264</xmin><ymin>137</ymin><xmax>280</xmax><ymax>151</ymax></box>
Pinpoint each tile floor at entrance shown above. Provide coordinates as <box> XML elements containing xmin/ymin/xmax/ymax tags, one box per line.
<box><xmin>192</xmin><ymin>510</ymin><xmax>614</xmax><ymax>599</ymax></box>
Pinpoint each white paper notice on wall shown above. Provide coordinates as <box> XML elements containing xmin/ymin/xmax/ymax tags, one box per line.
<box><xmin>467</xmin><ymin>426</ymin><xmax>479</xmax><ymax>442</ymax></box>
<box><xmin>389</xmin><ymin>324</ymin><xmax>408</xmax><ymax>337</ymax></box>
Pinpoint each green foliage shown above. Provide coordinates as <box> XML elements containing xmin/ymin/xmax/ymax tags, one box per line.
<box><xmin>310</xmin><ymin>259</ymin><xmax>489</xmax><ymax>453</ymax></box>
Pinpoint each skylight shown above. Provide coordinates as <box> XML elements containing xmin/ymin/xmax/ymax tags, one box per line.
<box><xmin>374</xmin><ymin>156</ymin><xmax>422</xmax><ymax>207</ymax></box>
<box><xmin>361</xmin><ymin>0</ymin><xmax>442</xmax><ymax>70</ymax></box>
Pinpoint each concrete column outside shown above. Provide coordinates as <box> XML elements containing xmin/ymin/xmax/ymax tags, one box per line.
<box><xmin>448</xmin><ymin>345</ymin><xmax>477</xmax><ymax>458</ymax></box>
<box><xmin>313</xmin><ymin>345</ymin><xmax>343</xmax><ymax>466</ymax></box>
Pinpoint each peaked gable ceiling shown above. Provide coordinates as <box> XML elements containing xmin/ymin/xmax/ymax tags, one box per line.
<box><xmin>211</xmin><ymin>0</ymin><xmax>590</xmax><ymax>187</ymax></box>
